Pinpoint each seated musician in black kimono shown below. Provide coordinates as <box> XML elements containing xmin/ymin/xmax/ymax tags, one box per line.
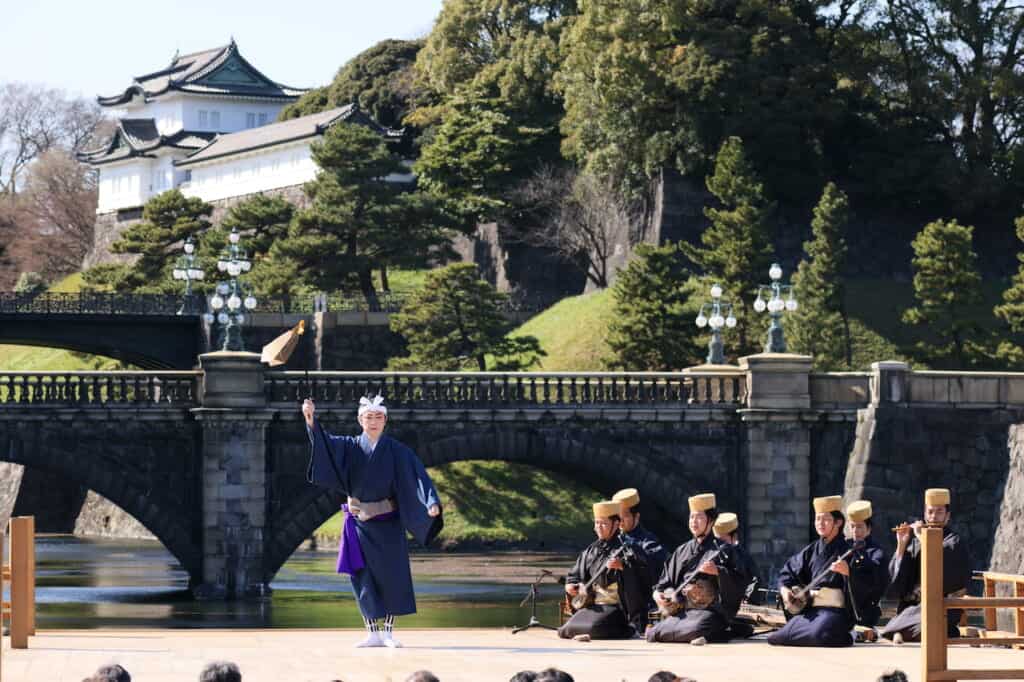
<box><xmin>768</xmin><ymin>495</ymin><xmax>875</xmax><ymax>647</ymax></box>
<box><xmin>845</xmin><ymin>500</ymin><xmax>888</xmax><ymax>641</ymax></box>
<box><xmin>881</xmin><ymin>487</ymin><xmax>969</xmax><ymax>644</ymax></box>
<box><xmin>713</xmin><ymin>512</ymin><xmax>760</xmax><ymax>638</ymax></box>
<box><xmin>559</xmin><ymin>500</ymin><xmax>651</xmax><ymax>641</ymax></box>
<box><xmin>613</xmin><ymin>487</ymin><xmax>669</xmax><ymax>632</ymax></box>
<box><xmin>646</xmin><ymin>493</ymin><xmax>744</xmax><ymax>645</ymax></box>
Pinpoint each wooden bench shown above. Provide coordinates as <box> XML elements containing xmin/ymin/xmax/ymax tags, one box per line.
<box><xmin>921</xmin><ymin>526</ymin><xmax>1024</xmax><ymax>681</ymax></box>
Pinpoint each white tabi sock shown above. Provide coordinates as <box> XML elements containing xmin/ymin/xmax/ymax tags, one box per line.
<box><xmin>381</xmin><ymin>614</ymin><xmax>401</xmax><ymax>648</ymax></box>
<box><xmin>357</xmin><ymin>617</ymin><xmax>384</xmax><ymax>648</ymax></box>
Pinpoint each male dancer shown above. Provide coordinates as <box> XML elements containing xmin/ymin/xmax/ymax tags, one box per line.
<box><xmin>303</xmin><ymin>396</ymin><xmax>442</xmax><ymax>648</ymax></box>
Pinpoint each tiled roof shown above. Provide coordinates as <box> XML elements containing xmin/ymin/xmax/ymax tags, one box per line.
<box><xmin>78</xmin><ymin>120</ymin><xmax>216</xmax><ymax>165</ymax></box>
<box><xmin>97</xmin><ymin>39</ymin><xmax>306</xmax><ymax>107</ymax></box>
<box><xmin>175</xmin><ymin>105</ymin><xmax>399</xmax><ymax>167</ymax></box>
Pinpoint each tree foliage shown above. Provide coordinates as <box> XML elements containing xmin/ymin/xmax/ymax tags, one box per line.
<box><xmin>994</xmin><ymin>216</ymin><xmax>1024</xmax><ymax>366</ymax></box>
<box><xmin>82</xmin><ymin>189</ymin><xmax>217</xmax><ymax>294</ymax></box>
<box><xmin>607</xmin><ymin>242</ymin><xmax>703</xmax><ymax>370</ymax></box>
<box><xmin>389</xmin><ymin>263</ymin><xmax>545</xmax><ymax>370</ymax></box>
<box><xmin>790</xmin><ymin>182</ymin><xmax>853</xmax><ymax>369</ymax></box>
<box><xmin>268</xmin><ymin>122</ymin><xmax>455</xmax><ymax>304</ymax></box>
<box><xmin>903</xmin><ymin>219</ymin><xmax>985</xmax><ymax>367</ymax></box>
<box><xmin>681</xmin><ymin>137</ymin><xmax>775</xmax><ymax>354</ymax></box>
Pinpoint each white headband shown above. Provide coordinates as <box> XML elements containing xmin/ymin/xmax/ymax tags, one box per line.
<box><xmin>357</xmin><ymin>394</ymin><xmax>387</xmax><ymax>416</ymax></box>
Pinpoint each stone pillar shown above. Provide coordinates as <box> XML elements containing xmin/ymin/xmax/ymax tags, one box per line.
<box><xmin>738</xmin><ymin>353</ymin><xmax>814</xmax><ymax>583</ymax></box>
<box><xmin>871</xmin><ymin>360</ymin><xmax>910</xmax><ymax>406</ymax></box>
<box><xmin>193</xmin><ymin>351</ymin><xmax>273</xmax><ymax>599</ymax></box>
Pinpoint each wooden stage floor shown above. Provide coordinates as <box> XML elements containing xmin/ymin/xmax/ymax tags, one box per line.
<box><xmin>2</xmin><ymin>628</ymin><xmax>1022</xmax><ymax>682</ymax></box>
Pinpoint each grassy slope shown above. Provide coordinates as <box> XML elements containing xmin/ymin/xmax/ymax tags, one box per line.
<box><xmin>315</xmin><ymin>460</ymin><xmax>598</xmax><ymax>550</ymax></box>
<box><xmin>510</xmin><ymin>288</ymin><xmax>616</xmax><ymax>371</ymax></box>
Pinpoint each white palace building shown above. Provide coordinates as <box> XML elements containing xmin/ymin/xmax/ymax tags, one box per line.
<box><xmin>79</xmin><ymin>40</ymin><xmax>403</xmax><ymax>259</ymax></box>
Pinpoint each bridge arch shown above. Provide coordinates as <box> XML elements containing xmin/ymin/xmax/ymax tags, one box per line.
<box><xmin>265</xmin><ymin>420</ymin><xmax>741</xmax><ymax>578</ymax></box>
<box><xmin>0</xmin><ymin>418</ymin><xmax>202</xmax><ymax>580</ymax></box>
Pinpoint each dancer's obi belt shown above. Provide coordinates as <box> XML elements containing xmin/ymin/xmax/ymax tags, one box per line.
<box><xmin>810</xmin><ymin>587</ymin><xmax>845</xmax><ymax>609</ymax></box>
<box><xmin>336</xmin><ymin>496</ymin><xmax>398</xmax><ymax>575</ymax></box>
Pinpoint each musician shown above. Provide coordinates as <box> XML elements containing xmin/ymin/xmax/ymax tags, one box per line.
<box><xmin>845</xmin><ymin>500</ymin><xmax>888</xmax><ymax>636</ymax></box>
<box><xmin>646</xmin><ymin>493</ymin><xmax>744</xmax><ymax>644</ymax></box>
<box><xmin>768</xmin><ymin>495</ymin><xmax>875</xmax><ymax>647</ymax></box>
<box><xmin>880</xmin><ymin>488</ymin><xmax>970</xmax><ymax>644</ymax></box>
<box><xmin>613</xmin><ymin>487</ymin><xmax>669</xmax><ymax>628</ymax></box>
<box><xmin>713</xmin><ymin>512</ymin><xmax>760</xmax><ymax>639</ymax></box>
<box><xmin>559</xmin><ymin>500</ymin><xmax>651</xmax><ymax>640</ymax></box>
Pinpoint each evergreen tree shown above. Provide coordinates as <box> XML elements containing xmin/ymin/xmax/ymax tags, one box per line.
<box><xmin>607</xmin><ymin>242</ymin><xmax>703</xmax><ymax>370</ymax></box>
<box><xmin>993</xmin><ymin>216</ymin><xmax>1024</xmax><ymax>366</ymax></box>
<box><xmin>82</xmin><ymin>189</ymin><xmax>215</xmax><ymax>294</ymax></box>
<box><xmin>269</xmin><ymin>122</ymin><xmax>454</xmax><ymax>306</ymax></box>
<box><xmin>790</xmin><ymin>182</ymin><xmax>853</xmax><ymax>369</ymax></box>
<box><xmin>221</xmin><ymin>194</ymin><xmax>293</xmax><ymax>259</ymax></box>
<box><xmin>903</xmin><ymin>219</ymin><xmax>984</xmax><ymax>368</ymax></box>
<box><xmin>389</xmin><ymin>263</ymin><xmax>545</xmax><ymax>371</ymax></box>
<box><xmin>681</xmin><ymin>137</ymin><xmax>775</xmax><ymax>355</ymax></box>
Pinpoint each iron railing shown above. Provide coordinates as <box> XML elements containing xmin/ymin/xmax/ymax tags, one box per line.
<box><xmin>0</xmin><ymin>372</ymin><xmax>201</xmax><ymax>406</ymax></box>
<box><xmin>264</xmin><ymin>371</ymin><xmax>747</xmax><ymax>408</ymax></box>
<box><xmin>0</xmin><ymin>291</ymin><xmax>560</xmax><ymax>315</ymax></box>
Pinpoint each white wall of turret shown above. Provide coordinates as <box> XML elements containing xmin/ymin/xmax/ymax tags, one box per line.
<box><xmin>180</xmin><ymin>142</ymin><xmax>315</xmax><ymax>203</ymax></box>
<box><xmin>122</xmin><ymin>94</ymin><xmax>284</xmax><ymax>136</ymax></box>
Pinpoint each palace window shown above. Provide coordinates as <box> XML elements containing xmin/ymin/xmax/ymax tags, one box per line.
<box><xmin>199</xmin><ymin>110</ymin><xmax>208</xmax><ymax>128</ymax></box>
<box><xmin>258</xmin><ymin>113</ymin><xmax>267</xmax><ymax>126</ymax></box>
<box><xmin>246</xmin><ymin>112</ymin><xmax>256</xmax><ymax>128</ymax></box>
<box><xmin>210</xmin><ymin>111</ymin><xmax>221</xmax><ymax>129</ymax></box>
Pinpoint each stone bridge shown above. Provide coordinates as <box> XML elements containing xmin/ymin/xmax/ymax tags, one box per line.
<box><xmin>1</xmin><ymin>355</ymin><xmax>1022</xmax><ymax>600</ymax></box>
<box><xmin>0</xmin><ymin>292</ymin><xmax>536</xmax><ymax>370</ymax></box>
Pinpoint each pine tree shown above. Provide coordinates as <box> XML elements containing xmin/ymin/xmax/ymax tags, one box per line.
<box><xmin>270</xmin><ymin>122</ymin><xmax>454</xmax><ymax>307</ymax></box>
<box><xmin>389</xmin><ymin>263</ymin><xmax>545</xmax><ymax>371</ymax></box>
<box><xmin>221</xmin><ymin>194</ymin><xmax>293</xmax><ymax>259</ymax></box>
<box><xmin>994</xmin><ymin>216</ymin><xmax>1024</xmax><ymax>366</ymax></box>
<box><xmin>903</xmin><ymin>219</ymin><xmax>984</xmax><ymax>368</ymax></box>
<box><xmin>789</xmin><ymin>182</ymin><xmax>852</xmax><ymax>369</ymax></box>
<box><xmin>681</xmin><ymin>137</ymin><xmax>775</xmax><ymax>355</ymax></box>
<box><xmin>607</xmin><ymin>242</ymin><xmax>704</xmax><ymax>370</ymax></box>
<box><xmin>82</xmin><ymin>189</ymin><xmax>214</xmax><ymax>294</ymax></box>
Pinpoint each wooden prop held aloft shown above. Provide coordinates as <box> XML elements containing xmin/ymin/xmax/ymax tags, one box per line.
<box><xmin>261</xmin><ymin>319</ymin><xmax>306</xmax><ymax>367</ymax></box>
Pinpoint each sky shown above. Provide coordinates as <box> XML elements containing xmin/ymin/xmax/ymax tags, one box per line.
<box><xmin>0</xmin><ymin>0</ymin><xmax>446</xmax><ymax>99</ymax></box>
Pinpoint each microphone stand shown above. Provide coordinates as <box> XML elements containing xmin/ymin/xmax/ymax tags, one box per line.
<box><xmin>512</xmin><ymin>570</ymin><xmax>559</xmax><ymax>634</ymax></box>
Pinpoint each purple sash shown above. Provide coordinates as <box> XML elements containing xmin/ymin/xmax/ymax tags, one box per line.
<box><xmin>335</xmin><ymin>503</ymin><xmax>398</xmax><ymax>575</ymax></box>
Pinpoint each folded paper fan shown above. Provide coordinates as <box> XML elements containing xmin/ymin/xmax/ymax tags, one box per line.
<box><xmin>261</xmin><ymin>319</ymin><xmax>306</xmax><ymax>367</ymax></box>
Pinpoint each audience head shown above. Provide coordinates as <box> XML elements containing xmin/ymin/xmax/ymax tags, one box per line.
<box><xmin>85</xmin><ymin>665</ymin><xmax>131</xmax><ymax>682</ymax></box>
<box><xmin>199</xmin><ymin>661</ymin><xmax>242</xmax><ymax>682</ymax></box>
<box><xmin>535</xmin><ymin>668</ymin><xmax>574</xmax><ymax>682</ymax></box>
<box><xmin>648</xmin><ymin>673</ymin><xmax>679</xmax><ymax>682</ymax></box>
<box><xmin>509</xmin><ymin>672</ymin><xmax>538</xmax><ymax>682</ymax></box>
<box><xmin>405</xmin><ymin>672</ymin><xmax>440</xmax><ymax>682</ymax></box>
<box><xmin>877</xmin><ymin>670</ymin><xmax>909</xmax><ymax>682</ymax></box>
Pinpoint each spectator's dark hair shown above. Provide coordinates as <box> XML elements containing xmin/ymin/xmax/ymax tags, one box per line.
<box><xmin>509</xmin><ymin>673</ymin><xmax>537</xmax><ymax>682</ymax></box>
<box><xmin>199</xmin><ymin>661</ymin><xmax>242</xmax><ymax>682</ymax></box>
<box><xmin>535</xmin><ymin>668</ymin><xmax>574</xmax><ymax>682</ymax></box>
<box><xmin>405</xmin><ymin>672</ymin><xmax>440</xmax><ymax>682</ymax></box>
<box><xmin>877</xmin><ymin>670</ymin><xmax>909</xmax><ymax>682</ymax></box>
<box><xmin>87</xmin><ymin>665</ymin><xmax>131</xmax><ymax>682</ymax></box>
<box><xmin>648</xmin><ymin>673</ymin><xmax>679</xmax><ymax>682</ymax></box>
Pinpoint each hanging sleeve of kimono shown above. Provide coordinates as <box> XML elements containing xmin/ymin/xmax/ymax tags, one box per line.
<box><xmin>391</xmin><ymin>439</ymin><xmax>443</xmax><ymax>546</ymax></box>
<box><xmin>306</xmin><ymin>419</ymin><xmax>356</xmax><ymax>489</ymax></box>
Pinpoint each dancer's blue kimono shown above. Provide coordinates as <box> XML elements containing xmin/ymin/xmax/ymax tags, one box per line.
<box><xmin>306</xmin><ymin>418</ymin><xmax>442</xmax><ymax>620</ymax></box>
<box><xmin>768</xmin><ymin>535</ymin><xmax>869</xmax><ymax>647</ymax></box>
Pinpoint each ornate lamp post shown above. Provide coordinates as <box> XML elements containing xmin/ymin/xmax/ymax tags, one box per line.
<box><xmin>753</xmin><ymin>262</ymin><xmax>798</xmax><ymax>353</ymax></box>
<box><xmin>695</xmin><ymin>283</ymin><xmax>737</xmax><ymax>364</ymax></box>
<box><xmin>203</xmin><ymin>227</ymin><xmax>257</xmax><ymax>351</ymax></box>
<box><xmin>172</xmin><ymin>236</ymin><xmax>204</xmax><ymax>314</ymax></box>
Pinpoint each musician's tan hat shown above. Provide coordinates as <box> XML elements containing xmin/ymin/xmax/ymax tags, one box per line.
<box><xmin>847</xmin><ymin>500</ymin><xmax>872</xmax><ymax>522</ymax></box>
<box><xmin>613</xmin><ymin>488</ymin><xmax>640</xmax><ymax>509</ymax></box>
<box><xmin>925</xmin><ymin>488</ymin><xmax>951</xmax><ymax>506</ymax></box>
<box><xmin>593</xmin><ymin>501</ymin><xmax>621</xmax><ymax>518</ymax></box>
<box><xmin>688</xmin><ymin>493</ymin><xmax>716</xmax><ymax>512</ymax></box>
<box><xmin>714</xmin><ymin>512</ymin><xmax>738</xmax><ymax>535</ymax></box>
<box><xmin>813</xmin><ymin>495</ymin><xmax>843</xmax><ymax>513</ymax></box>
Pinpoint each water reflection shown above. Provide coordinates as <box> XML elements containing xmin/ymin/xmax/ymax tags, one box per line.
<box><xmin>32</xmin><ymin>536</ymin><xmax>571</xmax><ymax>630</ymax></box>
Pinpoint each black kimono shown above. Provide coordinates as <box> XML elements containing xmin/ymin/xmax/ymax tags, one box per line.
<box><xmin>880</xmin><ymin>527</ymin><xmax>969</xmax><ymax>642</ymax></box>
<box><xmin>558</xmin><ymin>535</ymin><xmax>651</xmax><ymax>639</ymax></box>
<box><xmin>768</xmin><ymin>535</ymin><xmax>873</xmax><ymax>647</ymax></box>
<box><xmin>622</xmin><ymin>524</ymin><xmax>669</xmax><ymax>630</ymax></box>
<box><xmin>721</xmin><ymin>542</ymin><xmax>761</xmax><ymax>638</ymax></box>
<box><xmin>848</xmin><ymin>536</ymin><xmax>888</xmax><ymax>627</ymax></box>
<box><xmin>646</xmin><ymin>535</ymin><xmax>743</xmax><ymax>643</ymax></box>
